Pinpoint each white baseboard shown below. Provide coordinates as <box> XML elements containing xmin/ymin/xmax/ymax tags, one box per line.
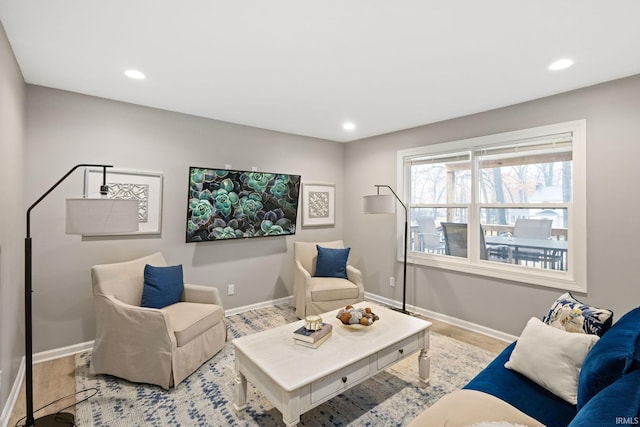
<box><xmin>365</xmin><ymin>292</ymin><xmax>517</xmax><ymax>343</ymax></box>
<box><xmin>1</xmin><ymin>359</ymin><xmax>24</xmax><ymax>427</ymax></box>
<box><xmin>33</xmin><ymin>341</ymin><xmax>95</xmax><ymax>364</ymax></box>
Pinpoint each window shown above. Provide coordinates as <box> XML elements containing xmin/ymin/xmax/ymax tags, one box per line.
<box><xmin>398</xmin><ymin>120</ymin><xmax>586</xmax><ymax>291</ymax></box>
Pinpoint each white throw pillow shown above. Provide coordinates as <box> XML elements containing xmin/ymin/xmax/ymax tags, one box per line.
<box><xmin>504</xmin><ymin>317</ymin><xmax>599</xmax><ymax>405</ymax></box>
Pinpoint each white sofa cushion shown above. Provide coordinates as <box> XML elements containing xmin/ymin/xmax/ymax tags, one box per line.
<box><xmin>505</xmin><ymin>317</ymin><xmax>599</xmax><ymax>405</ymax></box>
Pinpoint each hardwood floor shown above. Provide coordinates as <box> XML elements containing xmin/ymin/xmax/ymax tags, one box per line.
<box><xmin>426</xmin><ymin>316</ymin><xmax>510</xmax><ymax>354</ymax></box>
<box><xmin>8</xmin><ymin>357</ymin><xmax>76</xmax><ymax>427</ymax></box>
<box><xmin>8</xmin><ymin>316</ymin><xmax>508</xmax><ymax>426</ymax></box>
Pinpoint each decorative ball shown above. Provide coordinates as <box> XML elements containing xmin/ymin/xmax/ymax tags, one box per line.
<box><xmin>335</xmin><ymin>306</ymin><xmax>380</xmax><ymax>327</ymax></box>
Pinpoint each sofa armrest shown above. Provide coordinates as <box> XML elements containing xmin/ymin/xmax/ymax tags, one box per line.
<box><xmin>183</xmin><ymin>283</ymin><xmax>223</xmax><ymax>307</ymax></box>
<box><xmin>408</xmin><ymin>390</ymin><xmax>545</xmax><ymax>427</ymax></box>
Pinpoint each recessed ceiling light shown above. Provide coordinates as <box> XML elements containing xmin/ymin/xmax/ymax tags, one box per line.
<box><xmin>343</xmin><ymin>122</ymin><xmax>356</xmax><ymax>131</ymax></box>
<box><xmin>124</xmin><ymin>69</ymin><xmax>146</xmax><ymax>80</ymax></box>
<box><xmin>548</xmin><ymin>59</ymin><xmax>574</xmax><ymax>71</ymax></box>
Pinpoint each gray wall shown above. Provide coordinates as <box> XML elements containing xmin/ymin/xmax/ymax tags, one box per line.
<box><xmin>345</xmin><ymin>74</ymin><xmax>640</xmax><ymax>336</ymax></box>
<box><xmin>25</xmin><ymin>85</ymin><xmax>346</xmax><ymax>353</ymax></box>
<box><xmin>0</xmin><ymin>20</ymin><xmax>26</xmax><ymax>415</ymax></box>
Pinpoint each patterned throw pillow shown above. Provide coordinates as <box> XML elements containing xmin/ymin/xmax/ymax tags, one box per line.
<box><xmin>542</xmin><ymin>292</ymin><xmax>613</xmax><ymax>336</ymax></box>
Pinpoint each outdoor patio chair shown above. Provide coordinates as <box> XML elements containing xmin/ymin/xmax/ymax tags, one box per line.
<box><xmin>417</xmin><ymin>217</ymin><xmax>445</xmax><ymax>253</ymax></box>
<box><xmin>441</xmin><ymin>223</ymin><xmax>488</xmax><ymax>260</ymax></box>
<box><xmin>512</xmin><ymin>218</ymin><xmax>560</xmax><ymax>267</ymax></box>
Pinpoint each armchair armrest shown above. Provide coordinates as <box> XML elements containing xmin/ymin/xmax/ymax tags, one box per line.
<box><xmin>183</xmin><ymin>283</ymin><xmax>224</xmax><ymax>307</ymax></box>
<box><xmin>295</xmin><ymin>260</ymin><xmax>312</xmax><ymax>280</ymax></box>
<box><xmin>92</xmin><ymin>294</ymin><xmax>175</xmax><ymax>388</ymax></box>
<box><xmin>96</xmin><ymin>295</ymin><xmax>175</xmax><ymax>345</ymax></box>
<box><xmin>346</xmin><ymin>264</ymin><xmax>365</xmax><ymax>292</ymax></box>
<box><xmin>293</xmin><ymin>260</ymin><xmax>313</xmax><ymax>318</ymax></box>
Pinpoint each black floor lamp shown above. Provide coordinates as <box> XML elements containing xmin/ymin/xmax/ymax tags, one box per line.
<box><xmin>363</xmin><ymin>184</ymin><xmax>409</xmax><ymax>314</ymax></box>
<box><xmin>24</xmin><ymin>164</ymin><xmax>138</xmax><ymax>427</ymax></box>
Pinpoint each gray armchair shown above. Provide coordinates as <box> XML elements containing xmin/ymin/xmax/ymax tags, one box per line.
<box><xmin>293</xmin><ymin>241</ymin><xmax>365</xmax><ymax>319</ymax></box>
<box><xmin>90</xmin><ymin>252</ymin><xmax>226</xmax><ymax>389</ymax></box>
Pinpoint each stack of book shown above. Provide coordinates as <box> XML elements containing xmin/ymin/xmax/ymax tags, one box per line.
<box><xmin>293</xmin><ymin>323</ymin><xmax>333</xmax><ymax>348</ymax></box>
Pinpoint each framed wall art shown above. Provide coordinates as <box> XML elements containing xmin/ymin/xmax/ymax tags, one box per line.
<box><xmin>302</xmin><ymin>182</ymin><xmax>335</xmax><ymax>226</ymax></box>
<box><xmin>84</xmin><ymin>168</ymin><xmax>163</xmax><ymax>235</ymax></box>
<box><xmin>186</xmin><ymin>166</ymin><xmax>301</xmax><ymax>242</ymax></box>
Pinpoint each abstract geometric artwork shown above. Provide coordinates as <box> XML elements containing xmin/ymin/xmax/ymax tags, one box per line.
<box><xmin>84</xmin><ymin>169</ymin><xmax>163</xmax><ymax>235</ymax></box>
<box><xmin>302</xmin><ymin>183</ymin><xmax>335</xmax><ymax>226</ymax></box>
<box><xmin>108</xmin><ymin>183</ymin><xmax>149</xmax><ymax>222</ymax></box>
<box><xmin>308</xmin><ymin>191</ymin><xmax>330</xmax><ymax>218</ymax></box>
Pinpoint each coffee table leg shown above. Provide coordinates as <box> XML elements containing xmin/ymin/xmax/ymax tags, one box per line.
<box><xmin>283</xmin><ymin>415</ymin><xmax>300</xmax><ymax>427</ymax></box>
<box><xmin>418</xmin><ymin>348</ymin><xmax>431</xmax><ymax>388</ymax></box>
<box><xmin>233</xmin><ymin>369</ymin><xmax>248</xmax><ymax>413</ymax></box>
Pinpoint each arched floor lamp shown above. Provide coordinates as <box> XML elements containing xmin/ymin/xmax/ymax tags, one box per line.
<box><xmin>363</xmin><ymin>184</ymin><xmax>409</xmax><ymax>314</ymax></box>
<box><xmin>24</xmin><ymin>164</ymin><xmax>139</xmax><ymax>426</ymax></box>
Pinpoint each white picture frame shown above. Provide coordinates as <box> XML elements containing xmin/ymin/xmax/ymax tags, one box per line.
<box><xmin>302</xmin><ymin>182</ymin><xmax>335</xmax><ymax>227</ymax></box>
<box><xmin>84</xmin><ymin>168</ymin><xmax>163</xmax><ymax>235</ymax></box>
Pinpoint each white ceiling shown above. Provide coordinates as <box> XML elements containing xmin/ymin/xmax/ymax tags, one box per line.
<box><xmin>2</xmin><ymin>1</ymin><xmax>640</xmax><ymax>142</ymax></box>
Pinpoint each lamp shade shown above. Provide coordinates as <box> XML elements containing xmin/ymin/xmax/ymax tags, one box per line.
<box><xmin>363</xmin><ymin>194</ymin><xmax>396</xmax><ymax>214</ymax></box>
<box><xmin>65</xmin><ymin>198</ymin><xmax>139</xmax><ymax>235</ymax></box>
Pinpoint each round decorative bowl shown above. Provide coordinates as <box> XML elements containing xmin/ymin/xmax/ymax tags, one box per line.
<box><xmin>340</xmin><ymin>322</ymin><xmax>375</xmax><ymax>330</ymax></box>
<box><xmin>335</xmin><ymin>305</ymin><xmax>380</xmax><ymax>329</ymax></box>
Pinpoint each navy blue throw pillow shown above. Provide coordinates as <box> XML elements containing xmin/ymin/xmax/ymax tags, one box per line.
<box><xmin>141</xmin><ymin>264</ymin><xmax>184</xmax><ymax>309</ymax></box>
<box><xmin>314</xmin><ymin>245</ymin><xmax>350</xmax><ymax>279</ymax></box>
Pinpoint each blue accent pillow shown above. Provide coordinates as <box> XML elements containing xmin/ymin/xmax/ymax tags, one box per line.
<box><xmin>140</xmin><ymin>264</ymin><xmax>184</xmax><ymax>309</ymax></box>
<box><xmin>542</xmin><ymin>292</ymin><xmax>613</xmax><ymax>336</ymax></box>
<box><xmin>314</xmin><ymin>245</ymin><xmax>350</xmax><ymax>279</ymax></box>
<box><xmin>577</xmin><ymin>306</ymin><xmax>640</xmax><ymax>409</ymax></box>
<box><xmin>569</xmin><ymin>370</ymin><xmax>640</xmax><ymax>426</ymax></box>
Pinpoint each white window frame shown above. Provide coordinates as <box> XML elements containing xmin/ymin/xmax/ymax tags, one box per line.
<box><xmin>397</xmin><ymin>120</ymin><xmax>587</xmax><ymax>292</ymax></box>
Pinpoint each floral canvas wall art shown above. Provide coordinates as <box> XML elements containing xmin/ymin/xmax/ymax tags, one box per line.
<box><xmin>187</xmin><ymin>167</ymin><xmax>301</xmax><ymax>242</ymax></box>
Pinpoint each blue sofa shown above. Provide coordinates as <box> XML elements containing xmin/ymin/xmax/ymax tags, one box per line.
<box><xmin>464</xmin><ymin>306</ymin><xmax>640</xmax><ymax>426</ymax></box>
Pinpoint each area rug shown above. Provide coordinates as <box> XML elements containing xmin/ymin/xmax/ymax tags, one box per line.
<box><xmin>75</xmin><ymin>304</ymin><xmax>497</xmax><ymax>426</ymax></box>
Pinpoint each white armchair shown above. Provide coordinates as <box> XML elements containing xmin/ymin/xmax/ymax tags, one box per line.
<box><xmin>293</xmin><ymin>241</ymin><xmax>365</xmax><ymax>319</ymax></box>
<box><xmin>90</xmin><ymin>252</ymin><xmax>226</xmax><ymax>389</ymax></box>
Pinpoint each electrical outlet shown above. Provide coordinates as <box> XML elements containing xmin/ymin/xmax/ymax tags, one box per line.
<box><xmin>227</xmin><ymin>284</ymin><xmax>235</xmax><ymax>295</ymax></box>
<box><xmin>389</xmin><ymin>276</ymin><xmax>395</xmax><ymax>287</ymax></box>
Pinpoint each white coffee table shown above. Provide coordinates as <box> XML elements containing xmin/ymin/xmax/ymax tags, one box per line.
<box><xmin>232</xmin><ymin>302</ymin><xmax>431</xmax><ymax>426</ymax></box>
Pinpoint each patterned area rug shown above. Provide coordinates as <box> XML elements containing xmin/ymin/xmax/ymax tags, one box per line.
<box><xmin>75</xmin><ymin>304</ymin><xmax>497</xmax><ymax>426</ymax></box>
